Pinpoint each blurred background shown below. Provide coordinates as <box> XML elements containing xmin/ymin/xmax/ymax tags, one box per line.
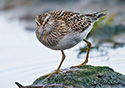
<box><xmin>0</xmin><ymin>0</ymin><xmax>125</xmax><ymax>88</ymax></box>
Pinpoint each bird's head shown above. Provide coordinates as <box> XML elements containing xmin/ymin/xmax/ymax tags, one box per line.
<box><xmin>35</xmin><ymin>13</ymin><xmax>55</xmax><ymax>39</ymax></box>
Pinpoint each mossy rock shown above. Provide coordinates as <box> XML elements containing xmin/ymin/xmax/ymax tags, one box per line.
<box><xmin>32</xmin><ymin>65</ymin><xmax>125</xmax><ymax>88</ymax></box>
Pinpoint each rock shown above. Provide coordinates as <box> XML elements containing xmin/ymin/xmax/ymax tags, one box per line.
<box><xmin>15</xmin><ymin>82</ymin><xmax>67</xmax><ymax>88</ymax></box>
<box><xmin>16</xmin><ymin>65</ymin><xmax>125</xmax><ymax>88</ymax></box>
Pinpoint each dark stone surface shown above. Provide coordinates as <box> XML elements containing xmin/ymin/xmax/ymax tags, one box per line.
<box><xmin>32</xmin><ymin>65</ymin><xmax>125</xmax><ymax>88</ymax></box>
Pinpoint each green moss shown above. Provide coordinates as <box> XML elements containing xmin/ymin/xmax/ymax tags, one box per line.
<box><xmin>33</xmin><ymin>65</ymin><xmax>125</xmax><ymax>87</ymax></box>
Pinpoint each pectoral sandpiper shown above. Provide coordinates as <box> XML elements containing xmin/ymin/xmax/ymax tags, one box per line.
<box><xmin>35</xmin><ymin>10</ymin><xmax>106</xmax><ymax>77</ymax></box>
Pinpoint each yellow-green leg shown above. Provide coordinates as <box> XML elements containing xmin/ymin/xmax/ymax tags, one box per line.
<box><xmin>44</xmin><ymin>50</ymin><xmax>65</xmax><ymax>78</ymax></box>
<box><xmin>71</xmin><ymin>39</ymin><xmax>91</xmax><ymax>68</ymax></box>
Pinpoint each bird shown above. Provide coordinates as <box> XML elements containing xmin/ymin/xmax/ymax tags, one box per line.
<box><xmin>35</xmin><ymin>10</ymin><xmax>106</xmax><ymax>77</ymax></box>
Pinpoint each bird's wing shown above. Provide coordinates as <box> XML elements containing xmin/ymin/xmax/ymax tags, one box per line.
<box><xmin>50</xmin><ymin>10</ymin><xmax>106</xmax><ymax>33</ymax></box>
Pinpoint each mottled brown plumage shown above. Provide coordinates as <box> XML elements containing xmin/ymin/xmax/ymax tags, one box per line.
<box><xmin>50</xmin><ymin>10</ymin><xmax>93</xmax><ymax>33</ymax></box>
<box><xmin>35</xmin><ymin>10</ymin><xmax>106</xmax><ymax>77</ymax></box>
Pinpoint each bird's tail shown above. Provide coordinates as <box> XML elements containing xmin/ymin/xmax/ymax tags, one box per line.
<box><xmin>85</xmin><ymin>9</ymin><xmax>107</xmax><ymax>21</ymax></box>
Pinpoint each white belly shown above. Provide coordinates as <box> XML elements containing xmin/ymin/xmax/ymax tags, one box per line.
<box><xmin>50</xmin><ymin>23</ymin><xmax>94</xmax><ymax>50</ymax></box>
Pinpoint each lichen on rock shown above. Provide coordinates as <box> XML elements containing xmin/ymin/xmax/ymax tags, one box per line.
<box><xmin>33</xmin><ymin>65</ymin><xmax>125</xmax><ymax>88</ymax></box>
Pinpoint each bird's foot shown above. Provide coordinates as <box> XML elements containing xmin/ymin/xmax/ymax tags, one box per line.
<box><xmin>71</xmin><ymin>62</ymin><xmax>87</xmax><ymax>68</ymax></box>
<box><xmin>43</xmin><ymin>70</ymin><xmax>63</xmax><ymax>78</ymax></box>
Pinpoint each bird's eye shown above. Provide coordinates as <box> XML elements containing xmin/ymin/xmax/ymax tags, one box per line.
<box><xmin>47</xmin><ymin>18</ymin><xmax>49</xmax><ymax>22</ymax></box>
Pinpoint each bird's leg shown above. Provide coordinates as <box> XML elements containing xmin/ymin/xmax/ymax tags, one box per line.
<box><xmin>44</xmin><ymin>50</ymin><xmax>65</xmax><ymax>78</ymax></box>
<box><xmin>71</xmin><ymin>39</ymin><xmax>91</xmax><ymax>68</ymax></box>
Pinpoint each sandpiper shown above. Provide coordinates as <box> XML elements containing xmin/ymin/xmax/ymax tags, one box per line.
<box><xmin>35</xmin><ymin>10</ymin><xmax>106</xmax><ymax>77</ymax></box>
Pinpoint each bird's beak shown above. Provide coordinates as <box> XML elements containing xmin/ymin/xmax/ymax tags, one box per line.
<box><xmin>39</xmin><ymin>25</ymin><xmax>45</xmax><ymax>39</ymax></box>
<box><xmin>39</xmin><ymin>30</ymin><xmax>43</xmax><ymax>39</ymax></box>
